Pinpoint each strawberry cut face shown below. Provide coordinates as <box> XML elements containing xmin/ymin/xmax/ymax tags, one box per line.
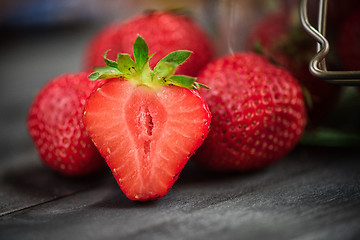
<box><xmin>84</xmin><ymin>80</ymin><xmax>210</xmax><ymax>200</ymax></box>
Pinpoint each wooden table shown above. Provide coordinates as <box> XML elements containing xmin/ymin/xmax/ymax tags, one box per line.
<box><xmin>1</xmin><ymin>24</ymin><xmax>360</xmax><ymax>240</ymax></box>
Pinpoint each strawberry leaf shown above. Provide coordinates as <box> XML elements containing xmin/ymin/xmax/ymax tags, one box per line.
<box><xmin>153</xmin><ymin>62</ymin><xmax>177</xmax><ymax>79</ymax></box>
<box><xmin>159</xmin><ymin>50</ymin><xmax>191</xmax><ymax>66</ymax></box>
<box><xmin>133</xmin><ymin>35</ymin><xmax>149</xmax><ymax>71</ymax></box>
<box><xmin>103</xmin><ymin>50</ymin><xmax>118</xmax><ymax>69</ymax></box>
<box><xmin>153</xmin><ymin>50</ymin><xmax>191</xmax><ymax>79</ymax></box>
<box><xmin>167</xmin><ymin>76</ymin><xmax>209</xmax><ymax>90</ymax></box>
<box><xmin>117</xmin><ymin>53</ymin><xmax>136</xmax><ymax>76</ymax></box>
<box><xmin>153</xmin><ymin>50</ymin><xmax>192</xmax><ymax>82</ymax></box>
<box><xmin>168</xmin><ymin>75</ymin><xmax>196</xmax><ymax>89</ymax></box>
<box><xmin>194</xmin><ymin>82</ymin><xmax>210</xmax><ymax>90</ymax></box>
<box><xmin>89</xmin><ymin>72</ymin><xmax>101</xmax><ymax>81</ymax></box>
<box><xmin>89</xmin><ymin>66</ymin><xmax>122</xmax><ymax>81</ymax></box>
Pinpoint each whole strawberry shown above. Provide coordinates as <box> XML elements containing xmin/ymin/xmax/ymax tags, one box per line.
<box><xmin>84</xmin><ymin>10</ymin><xmax>213</xmax><ymax>77</ymax></box>
<box><xmin>27</xmin><ymin>73</ymin><xmax>104</xmax><ymax>176</ymax></box>
<box><xmin>247</xmin><ymin>11</ymin><xmax>341</xmax><ymax>127</ymax></box>
<box><xmin>83</xmin><ymin>36</ymin><xmax>211</xmax><ymax>201</ymax></box>
<box><xmin>196</xmin><ymin>53</ymin><xmax>306</xmax><ymax>171</ymax></box>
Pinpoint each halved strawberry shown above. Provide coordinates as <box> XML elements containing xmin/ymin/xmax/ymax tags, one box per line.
<box><xmin>83</xmin><ymin>36</ymin><xmax>211</xmax><ymax>201</ymax></box>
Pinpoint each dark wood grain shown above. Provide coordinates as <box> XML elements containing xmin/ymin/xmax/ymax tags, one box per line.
<box><xmin>1</xmin><ymin>146</ymin><xmax>360</xmax><ymax>240</ymax></box>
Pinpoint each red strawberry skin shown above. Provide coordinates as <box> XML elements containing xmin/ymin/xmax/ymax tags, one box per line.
<box><xmin>247</xmin><ymin>11</ymin><xmax>341</xmax><ymax>127</ymax></box>
<box><xmin>84</xmin><ymin>11</ymin><xmax>213</xmax><ymax>77</ymax></box>
<box><xmin>83</xmin><ymin>79</ymin><xmax>211</xmax><ymax>200</ymax></box>
<box><xmin>27</xmin><ymin>73</ymin><xmax>104</xmax><ymax>176</ymax></box>
<box><xmin>196</xmin><ymin>53</ymin><xmax>306</xmax><ymax>171</ymax></box>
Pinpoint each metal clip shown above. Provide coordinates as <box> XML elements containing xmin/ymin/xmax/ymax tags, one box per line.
<box><xmin>299</xmin><ymin>0</ymin><xmax>360</xmax><ymax>85</ymax></box>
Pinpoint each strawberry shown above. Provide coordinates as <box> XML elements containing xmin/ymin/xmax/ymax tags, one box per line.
<box><xmin>83</xmin><ymin>36</ymin><xmax>211</xmax><ymax>201</ymax></box>
<box><xmin>84</xmin><ymin>10</ymin><xmax>213</xmax><ymax>77</ymax></box>
<box><xmin>247</xmin><ymin>10</ymin><xmax>341</xmax><ymax>127</ymax></box>
<box><xmin>27</xmin><ymin>73</ymin><xmax>105</xmax><ymax>176</ymax></box>
<box><xmin>195</xmin><ymin>52</ymin><xmax>306</xmax><ymax>171</ymax></box>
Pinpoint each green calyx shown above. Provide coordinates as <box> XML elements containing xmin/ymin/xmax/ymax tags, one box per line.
<box><xmin>89</xmin><ymin>35</ymin><xmax>208</xmax><ymax>90</ymax></box>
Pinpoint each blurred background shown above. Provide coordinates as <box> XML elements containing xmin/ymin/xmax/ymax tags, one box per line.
<box><xmin>0</xmin><ymin>0</ymin><xmax>359</xmax><ymax>161</ymax></box>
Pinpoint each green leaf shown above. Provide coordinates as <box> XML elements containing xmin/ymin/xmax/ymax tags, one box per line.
<box><xmin>194</xmin><ymin>82</ymin><xmax>210</xmax><ymax>90</ymax></box>
<box><xmin>153</xmin><ymin>51</ymin><xmax>191</xmax><ymax>79</ymax></box>
<box><xmin>148</xmin><ymin>53</ymin><xmax>155</xmax><ymax>60</ymax></box>
<box><xmin>159</xmin><ymin>50</ymin><xmax>191</xmax><ymax>65</ymax></box>
<box><xmin>168</xmin><ymin>75</ymin><xmax>196</xmax><ymax>89</ymax></box>
<box><xmin>153</xmin><ymin>62</ymin><xmax>177</xmax><ymax>79</ymax></box>
<box><xmin>117</xmin><ymin>53</ymin><xmax>136</xmax><ymax>76</ymax></box>
<box><xmin>103</xmin><ymin>50</ymin><xmax>118</xmax><ymax>69</ymax></box>
<box><xmin>133</xmin><ymin>36</ymin><xmax>149</xmax><ymax>71</ymax></box>
<box><xmin>88</xmin><ymin>72</ymin><xmax>100</xmax><ymax>81</ymax></box>
<box><xmin>88</xmin><ymin>66</ymin><xmax>122</xmax><ymax>81</ymax></box>
<box><xmin>167</xmin><ymin>75</ymin><xmax>209</xmax><ymax>90</ymax></box>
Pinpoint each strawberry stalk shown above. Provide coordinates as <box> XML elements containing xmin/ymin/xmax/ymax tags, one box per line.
<box><xmin>89</xmin><ymin>35</ymin><xmax>209</xmax><ymax>90</ymax></box>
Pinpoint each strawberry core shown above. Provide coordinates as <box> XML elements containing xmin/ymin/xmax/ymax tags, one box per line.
<box><xmin>124</xmin><ymin>86</ymin><xmax>167</xmax><ymax>167</ymax></box>
<box><xmin>137</xmin><ymin>106</ymin><xmax>154</xmax><ymax>156</ymax></box>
